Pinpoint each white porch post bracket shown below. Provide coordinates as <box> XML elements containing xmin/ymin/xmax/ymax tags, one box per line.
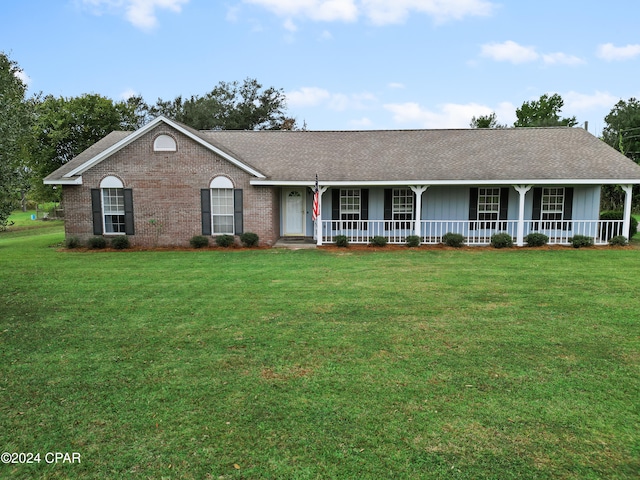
<box><xmin>316</xmin><ymin>186</ymin><xmax>329</xmax><ymax>246</ymax></box>
<box><xmin>514</xmin><ymin>185</ymin><xmax>532</xmax><ymax>246</ymax></box>
<box><xmin>410</xmin><ymin>185</ymin><xmax>429</xmax><ymax>237</ymax></box>
<box><xmin>621</xmin><ymin>184</ymin><xmax>633</xmax><ymax>241</ymax></box>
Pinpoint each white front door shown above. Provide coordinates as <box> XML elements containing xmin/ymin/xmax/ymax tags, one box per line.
<box><xmin>284</xmin><ymin>188</ymin><xmax>305</xmax><ymax>235</ymax></box>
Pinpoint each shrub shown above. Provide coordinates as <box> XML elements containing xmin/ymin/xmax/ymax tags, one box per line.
<box><xmin>599</xmin><ymin>210</ymin><xmax>638</xmax><ymax>239</ymax></box>
<box><xmin>370</xmin><ymin>236</ymin><xmax>388</xmax><ymax>247</ymax></box>
<box><xmin>65</xmin><ymin>236</ymin><xmax>81</xmax><ymax>249</ymax></box>
<box><xmin>490</xmin><ymin>233</ymin><xmax>513</xmax><ymax>249</ymax></box>
<box><xmin>442</xmin><ymin>232</ymin><xmax>464</xmax><ymax>248</ymax></box>
<box><xmin>240</xmin><ymin>232</ymin><xmax>259</xmax><ymax>247</ymax></box>
<box><xmin>190</xmin><ymin>235</ymin><xmax>209</xmax><ymax>248</ymax></box>
<box><xmin>570</xmin><ymin>235</ymin><xmax>593</xmax><ymax>248</ymax></box>
<box><xmin>406</xmin><ymin>235</ymin><xmax>421</xmax><ymax>248</ymax></box>
<box><xmin>87</xmin><ymin>236</ymin><xmax>107</xmax><ymax>249</ymax></box>
<box><xmin>215</xmin><ymin>234</ymin><xmax>235</xmax><ymax>247</ymax></box>
<box><xmin>334</xmin><ymin>235</ymin><xmax>349</xmax><ymax>247</ymax></box>
<box><xmin>524</xmin><ymin>232</ymin><xmax>549</xmax><ymax>247</ymax></box>
<box><xmin>608</xmin><ymin>235</ymin><xmax>628</xmax><ymax>246</ymax></box>
<box><xmin>110</xmin><ymin>236</ymin><xmax>130</xmax><ymax>250</ymax></box>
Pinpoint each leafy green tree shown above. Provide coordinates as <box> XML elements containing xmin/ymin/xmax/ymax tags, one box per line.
<box><xmin>470</xmin><ymin>112</ymin><xmax>505</xmax><ymax>129</ymax></box>
<box><xmin>0</xmin><ymin>52</ymin><xmax>32</xmax><ymax>228</ymax></box>
<box><xmin>150</xmin><ymin>78</ymin><xmax>290</xmax><ymax>130</ymax></box>
<box><xmin>29</xmin><ymin>93</ymin><xmax>144</xmax><ymax>201</ymax></box>
<box><xmin>601</xmin><ymin>98</ymin><xmax>640</xmax><ymax>210</ymax></box>
<box><xmin>514</xmin><ymin>93</ymin><xmax>577</xmax><ymax>127</ymax></box>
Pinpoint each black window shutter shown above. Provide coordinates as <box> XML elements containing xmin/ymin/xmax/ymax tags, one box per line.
<box><xmin>563</xmin><ymin>187</ymin><xmax>573</xmax><ymax>231</ymax></box>
<box><xmin>234</xmin><ymin>189</ymin><xmax>243</xmax><ymax>235</ymax></box>
<box><xmin>383</xmin><ymin>189</ymin><xmax>392</xmax><ymax>220</ymax></box>
<box><xmin>361</xmin><ymin>189</ymin><xmax>369</xmax><ymax>220</ymax></box>
<box><xmin>532</xmin><ymin>188</ymin><xmax>542</xmax><ymax>220</ymax></box>
<box><xmin>201</xmin><ymin>189</ymin><xmax>211</xmax><ymax>236</ymax></box>
<box><xmin>91</xmin><ymin>189</ymin><xmax>103</xmax><ymax>235</ymax></box>
<box><xmin>331</xmin><ymin>189</ymin><xmax>340</xmax><ymax>230</ymax></box>
<box><xmin>468</xmin><ymin>188</ymin><xmax>478</xmax><ymax>230</ymax></box>
<box><xmin>123</xmin><ymin>188</ymin><xmax>135</xmax><ymax>235</ymax></box>
<box><xmin>361</xmin><ymin>189</ymin><xmax>369</xmax><ymax>230</ymax></box>
<box><xmin>499</xmin><ymin>188</ymin><xmax>509</xmax><ymax>220</ymax></box>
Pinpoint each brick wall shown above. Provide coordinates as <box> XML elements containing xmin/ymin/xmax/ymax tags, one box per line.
<box><xmin>62</xmin><ymin>124</ymin><xmax>280</xmax><ymax>247</ymax></box>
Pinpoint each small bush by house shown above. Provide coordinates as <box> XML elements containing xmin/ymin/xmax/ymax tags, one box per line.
<box><xmin>65</xmin><ymin>236</ymin><xmax>81</xmax><ymax>249</ymax></box>
<box><xmin>442</xmin><ymin>232</ymin><xmax>464</xmax><ymax>248</ymax></box>
<box><xmin>111</xmin><ymin>236</ymin><xmax>130</xmax><ymax>250</ymax></box>
<box><xmin>88</xmin><ymin>236</ymin><xmax>107</xmax><ymax>249</ymax></box>
<box><xmin>190</xmin><ymin>235</ymin><xmax>209</xmax><ymax>248</ymax></box>
<box><xmin>370</xmin><ymin>236</ymin><xmax>388</xmax><ymax>247</ymax></box>
<box><xmin>215</xmin><ymin>234</ymin><xmax>235</xmax><ymax>247</ymax></box>
<box><xmin>491</xmin><ymin>233</ymin><xmax>513</xmax><ymax>248</ymax></box>
<box><xmin>240</xmin><ymin>232</ymin><xmax>259</xmax><ymax>247</ymax></box>
<box><xmin>406</xmin><ymin>235</ymin><xmax>421</xmax><ymax>248</ymax></box>
<box><xmin>608</xmin><ymin>235</ymin><xmax>628</xmax><ymax>246</ymax></box>
<box><xmin>334</xmin><ymin>235</ymin><xmax>349</xmax><ymax>247</ymax></box>
<box><xmin>570</xmin><ymin>235</ymin><xmax>594</xmax><ymax>248</ymax></box>
<box><xmin>524</xmin><ymin>233</ymin><xmax>549</xmax><ymax>247</ymax></box>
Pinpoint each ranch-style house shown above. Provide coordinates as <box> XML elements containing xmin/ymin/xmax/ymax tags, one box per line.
<box><xmin>44</xmin><ymin>116</ymin><xmax>640</xmax><ymax>247</ymax></box>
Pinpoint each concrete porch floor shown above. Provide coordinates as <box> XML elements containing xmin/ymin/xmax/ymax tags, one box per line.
<box><xmin>273</xmin><ymin>237</ymin><xmax>317</xmax><ymax>249</ymax></box>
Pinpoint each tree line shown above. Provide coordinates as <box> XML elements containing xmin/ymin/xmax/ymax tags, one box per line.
<box><xmin>1</xmin><ymin>51</ymin><xmax>639</xmax><ymax>229</ymax></box>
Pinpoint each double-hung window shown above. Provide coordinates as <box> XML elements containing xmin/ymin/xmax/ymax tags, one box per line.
<box><xmin>340</xmin><ymin>189</ymin><xmax>361</xmax><ymax>229</ymax></box>
<box><xmin>541</xmin><ymin>187</ymin><xmax>564</xmax><ymax>229</ymax></box>
<box><xmin>393</xmin><ymin>188</ymin><xmax>413</xmax><ymax>229</ymax></box>
<box><xmin>201</xmin><ymin>176</ymin><xmax>243</xmax><ymax>236</ymax></box>
<box><xmin>477</xmin><ymin>187</ymin><xmax>500</xmax><ymax>229</ymax></box>
<box><xmin>91</xmin><ymin>176</ymin><xmax>134</xmax><ymax>236</ymax></box>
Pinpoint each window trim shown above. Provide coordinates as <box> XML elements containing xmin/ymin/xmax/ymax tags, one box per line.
<box><xmin>153</xmin><ymin>134</ymin><xmax>177</xmax><ymax>152</ymax></box>
<box><xmin>392</xmin><ymin>188</ymin><xmax>413</xmax><ymax>229</ymax></box>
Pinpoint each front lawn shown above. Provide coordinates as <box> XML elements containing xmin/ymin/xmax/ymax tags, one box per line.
<box><xmin>0</xmin><ymin>226</ymin><xmax>638</xmax><ymax>479</ymax></box>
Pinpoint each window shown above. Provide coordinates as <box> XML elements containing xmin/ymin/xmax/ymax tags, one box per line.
<box><xmin>92</xmin><ymin>176</ymin><xmax>134</xmax><ymax>236</ymax></box>
<box><xmin>393</xmin><ymin>188</ymin><xmax>413</xmax><ymax>229</ymax></box>
<box><xmin>103</xmin><ymin>188</ymin><xmax>126</xmax><ymax>233</ymax></box>
<box><xmin>153</xmin><ymin>134</ymin><xmax>177</xmax><ymax>152</ymax></box>
<box><xmin>542</xmin><ymin>187</ymin><xmax>564</xmax><ymax>221</ymax></box>
<box><xmin>340</xmin><ymin>189</ymin><xmax>360</xmax><ymax>228</ymax></box>
<box><xmin>477</xmin><ymin>187</ymin><xmax>500</xmax><ymax>229</ymax></box>
<box><xmin>203</xmin><ymin>176</ymin><xmax>241</xmax><ymax>236</ymax></box>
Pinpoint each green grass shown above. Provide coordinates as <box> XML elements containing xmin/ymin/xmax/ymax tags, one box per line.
<box><xmin>1</xmin><ymin>220</ymin><xmax>639</xmax><ymax>479</ymax></box>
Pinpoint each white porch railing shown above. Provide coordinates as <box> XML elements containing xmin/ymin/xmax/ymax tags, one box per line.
<box><xmin>320</xmin><ymin>220</ymin><xmax>625</xmax><ymax>245</ymax></box>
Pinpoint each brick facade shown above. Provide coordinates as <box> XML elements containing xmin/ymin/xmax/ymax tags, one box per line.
<box><xmin>62</xmin><ymin>124</ymin><xmax>280</xmax><ymax>247</ymax></box>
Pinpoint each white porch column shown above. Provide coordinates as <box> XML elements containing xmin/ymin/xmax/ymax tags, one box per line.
<box><xmin>514</xmin><ymin>185</ymin><xmax>532</xmax><ymax>246</ymax></box>
<box><xmin>621</xmin><ymin>184</ymin><xmax>633</xmax><ymax>240</ymax></box>
<box><xmin>410</xmin><ymin>185</ymin><xmax>429</xmax><ymax>237</ymax></box>
<box><xmin>316</xmin><ymin>186</ymin><xmax>329</xmax><ymax>246</ymax></box>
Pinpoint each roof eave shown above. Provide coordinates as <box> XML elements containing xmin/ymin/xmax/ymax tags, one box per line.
<box><xmin>43</xmin><ymin>176</ymin><xmax>83</xmax><ymax>185</ymax></box>
<box><xmin>251</xmin><ymin>179</ymin><xmax>640</xmax><ymax>187</ymax></box>
<box><xmin>62</xmin><ymin>116</ymin><xmax>267</xmax><ymax>180</ymax></box>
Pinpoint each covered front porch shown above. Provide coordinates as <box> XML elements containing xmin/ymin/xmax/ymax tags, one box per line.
<box><xmin>310</xmin><ymin>183</ymin><xmax>635</xmax><ymax>247</ymax></box>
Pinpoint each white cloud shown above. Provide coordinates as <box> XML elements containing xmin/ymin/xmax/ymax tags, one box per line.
<box><xmin>286</xmin><ymin>87</ymin><xmax>376</xmax><ymax>111</ymax></box>
<box><xmin>596</xmin><ymin>43</ymin><xmax>640</xmax><ymax>61</ymax></box>
<box><xmin>244</xmin><ymin>0</ymin><xmax>359</xmax><ymax>23</ymax></box>
<box><xmin>361</xmin><ymin>0</ymin><xmax>494</xmax><ymax>25</ymax></box>
<box><xmin>481</xmin><ymin>40</ymin><xmax>585</xmax><ymax>67</ymax></box>
<box><xmin>388</xmin><ymin>82</ymin><xmax>405</xmax><ymax>89</ymax></box>
<box><xmin>542</xmin><ymin>52</ymin><xmax>585</xmax><ymax>66</ymax></box>
<box><xmin>80</xmin><ymin>0</ymin><xmax>189</xmax><ymax>30</ymax></box>
<box><xmin>481</xmin><ymin>40</ymin><xmax>539</xmax><ymax>64</ymax></box>
<box><xmin>563</xmin><ymin>91</ymin><xmax>618</xmax><ymax>111</ymax></box>
<box><xmin>319</xmin><ymin>30</ymin><xmax>333</xmax><ymax>40</ymax></box>
<box><xmin>243</xmin><ymin>0</ymin><xmax>495</xmax><ymax>25</ymax></box>
<box><xmin>384</xmin><ymin>101</ymin><xmax>515</xmax><ymax>129</ymax></box>
<box><xmin>283</xmin><ymin>18</ymin><xmax>297</xmax><ymax>31</ymax></box>
<box><xmin>286</xmin><ymin>87</ymin><xmax>332</xmax><ymax>107</ymax></box>
<box><xmin>349</xmin><ymin>117</ymin><xmax>373</xmax><ymax>128</ymax></box>
<box><xmin>14</xmin><ymin>70</ymin><xmax>31</xmax><ymax>87</ymax></box>
<box><xmin>119</xmin><ymin>88</ymin><xmax>138</xmax><ymax>100</ymax></box>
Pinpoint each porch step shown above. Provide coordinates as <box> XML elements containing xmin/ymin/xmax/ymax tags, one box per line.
<box><xmin>274</xmin><ymin>237</ymin><xmax>317</xmax><ymax>249</ymax></box>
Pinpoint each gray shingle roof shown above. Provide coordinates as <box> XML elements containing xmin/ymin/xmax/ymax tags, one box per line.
<box><xmin>44</xmin><ymin>118</ymin><xmax>640</xmax><ymax>184</ymax></box>
<box><xmin>201</xmin><ymin>127</ymin><xmax>640</xmax><ymax>182</ymax></box>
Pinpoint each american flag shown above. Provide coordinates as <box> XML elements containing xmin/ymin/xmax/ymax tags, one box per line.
<box><xmin>312</xmin><ymin>174</ymin><xmax>319</xmax><ymax>221</ymax></box>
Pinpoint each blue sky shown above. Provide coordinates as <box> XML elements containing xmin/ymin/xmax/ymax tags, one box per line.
<box><xmin>2</xmin><ymin>0</ymin><xmax>640</xmax><ymax>134</ymax></box>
